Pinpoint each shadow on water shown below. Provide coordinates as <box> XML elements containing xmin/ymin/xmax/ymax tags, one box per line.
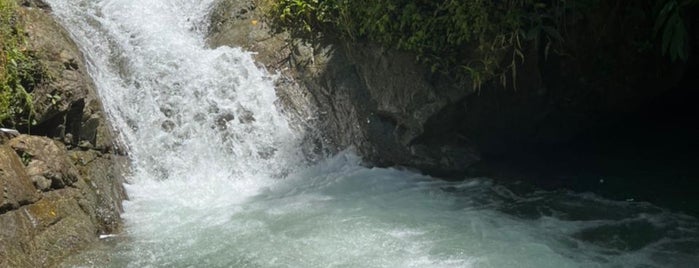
<box><xmin>472</xmin><ymin>58</ymin><xmax>699</xmax><ymax>218</ymax></box>
<box><xmin>442</xmin><ymin>178</ymin><xmax>699</xmax><ymax>267</ymax></box>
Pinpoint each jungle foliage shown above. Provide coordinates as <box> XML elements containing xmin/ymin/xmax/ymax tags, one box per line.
<box><xmin>259</xmin><ymin>0</ymin><xmax>695</xmax><ymax>88</ymax></box>
<box><xmin>1</xmin><ymin>0</ymin><xmax>41</xmax><ymax>128</ymax></box>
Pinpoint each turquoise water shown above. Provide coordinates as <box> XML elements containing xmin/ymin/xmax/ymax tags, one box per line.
<box><xmin>46</xmin><ymin>0</ymin><xmax>699</xmax><ymax>267</ymax></box>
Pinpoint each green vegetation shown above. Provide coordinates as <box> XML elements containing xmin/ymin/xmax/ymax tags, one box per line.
<box><xmin>654</xmin><ymin>0</ymin><xmax>696</xmax><ymax>62</ymax></box>
<box><xmin>260</xmin><ymin>0</ymin><xmax>695</xmax><ymax>88</ymax></box>
<box><xmin>260</xmin><ymin>0</ymin><xmax>533</xmax><ymax>88</ymax></box>
<box><xmin>1</xmin><ymin>0</ymin><xmax>41</xmax><ymax>128</ymax></box>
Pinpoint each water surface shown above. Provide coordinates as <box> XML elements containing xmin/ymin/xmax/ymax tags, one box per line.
<box><xmin>46</xmin><ymin>0</ymin><xmax>699</xmax><ymax>267</ymax></box>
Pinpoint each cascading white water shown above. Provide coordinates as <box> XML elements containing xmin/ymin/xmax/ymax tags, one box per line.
<box><xmin>44</xmin><ymin>0</ymin><xmax>699</xmax><ymax>267</ymax></box>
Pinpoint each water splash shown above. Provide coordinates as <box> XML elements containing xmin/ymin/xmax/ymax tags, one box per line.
<box><xmin>45</xmin><ymin>0</ymin><xmax>699</xmax><ymax>267</ymax></box>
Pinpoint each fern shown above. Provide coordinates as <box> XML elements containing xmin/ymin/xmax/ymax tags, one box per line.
<box><xmin>653</xmin><ymin>0</ymin><xmax>695</xmax><ymax>62</ymax></box>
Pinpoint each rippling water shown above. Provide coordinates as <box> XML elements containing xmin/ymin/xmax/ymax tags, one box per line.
<box><xmin>45</xmin><ymin>0</ymin><xmax>699</xmax><ymax>267</ymax></box>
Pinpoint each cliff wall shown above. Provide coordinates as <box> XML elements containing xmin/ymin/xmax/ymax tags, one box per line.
<box><xmin>0</xmin><ymin>1</ymin><xmax>127</xmax><ymax>266</ymax></box>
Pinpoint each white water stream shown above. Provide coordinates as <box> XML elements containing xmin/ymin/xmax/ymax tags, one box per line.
<box><xmin>44</xmin><ymin>0</ymin><xmax>699</xmax><ymax>267</ymax></box>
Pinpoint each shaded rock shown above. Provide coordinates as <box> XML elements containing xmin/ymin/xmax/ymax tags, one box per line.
<box><xmin>79</xmin><ymin>114</ymin><xmax>101</xmax><ymax>146</ymax></box>
<box><xmin>0</xmin><ymin>146</ymin><xmax>40</xmax><ymax>214</ymax></box>
<box><xmin>70</xmin><ymin>150</ymin><xmax>128</xmax><ymax>233</ymax></box>
<box><xmin>207</xmin><ymin>0</ymin><xmax>687</xmax><ymax>177</ymax></box>
<box><xmin>207</xmin><ymin>0</ymin><xmax>481</xmax><ymax>174</ymax></box>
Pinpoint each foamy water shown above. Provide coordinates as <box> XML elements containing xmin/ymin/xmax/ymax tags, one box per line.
<box><xmin>44</xmin><ymin>0</ymin><xmax>699</xmax><ymax>267</ymax></box>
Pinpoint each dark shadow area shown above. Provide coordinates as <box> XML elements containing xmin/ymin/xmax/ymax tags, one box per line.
<box><xmin>473</xmin><ymin>59</ymin><xmax>699</xmax><ymax>216</ymax></box>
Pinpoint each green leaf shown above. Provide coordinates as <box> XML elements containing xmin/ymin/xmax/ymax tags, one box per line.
<box><xmin>654</xmin><ymin>1</ymin><xmax>676</xmax><ymax>37</ymax></box>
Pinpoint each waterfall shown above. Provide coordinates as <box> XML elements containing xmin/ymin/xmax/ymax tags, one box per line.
<box><xmin>45</xmin><ymin>0</ymin><xmax>699</xmax><ymax>267</ymax></box>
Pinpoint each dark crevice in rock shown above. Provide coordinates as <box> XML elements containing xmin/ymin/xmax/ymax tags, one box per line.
<box><xmin>65</xmin><ymin>99</ymin><xmax>85</xmax><ymax>144</ymax></box>
<box><xmin>31</xmin><ymin>99</ymin><xmax>85</xmax><ymax>145</ymax></box>
<box><xmin>0</xmin><ymin>204</ymin><xmax>13</xmax><ymax>215</ymax></box>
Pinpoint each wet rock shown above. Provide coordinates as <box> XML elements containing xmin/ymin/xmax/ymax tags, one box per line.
<box><xmin>237</xmin><ymin>108</ymin><xmax>255</xmax><ymax>124</ymax></box>
<box><xmin>17</xmin><ymin>0</ymin><xmax>51</xmax><ymax>10</ymax></box>
<box><xmin>207</xmin><ymin>0</ymin><xmax>480</xmax><ymax>173</ymax></box>
<box><xmin>160</xmin><ymin>106</ymin><xmax>175</xmax><ymax>117</ymax></box>
<box><xmin>161</xmin><ymin>120</ymin><xmax>176</xmax><ymax>132</ymax></box>
<box><xmin>208</xmin><ymin>0</ymin><xmax>683</xmax><ymax>177</ymax></box>
<box><xmin>215</xmin><ymin>113</ymin><xmax>235</xmax><ymax>130</ymax></box>
<box><xmin>70</xmin><ymin>150</ymin><xmax>128</xmax><ymax>233</ymax></box>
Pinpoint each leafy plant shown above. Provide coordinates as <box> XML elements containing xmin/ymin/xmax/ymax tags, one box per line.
<box><xmin>261</xmin><ymin>0</ymin><xmax>541</xmax><ymax>88</ymax></box>
<box><xmin>46</xmin><ymin>93</ymin><xmax>61</xmax><ymax>105</ymax></box>
<box><xmin>653</xmin><ymin>0</ymin><xmax>695</xmax><ymax>61</ymax></box>
<box><xmin>1</xmin><ymin>0</ymin><xmax>40</xmax><ymax>128</ymax></box>
<box><xmin>20</xmin><ymin>151</ymin><xmax>32</xmax><ymax>166</ymax></box>
<box><xmin>259</xmin><ymin>0</ymin><xmax>695</xmax><ymax>89</ymax></box>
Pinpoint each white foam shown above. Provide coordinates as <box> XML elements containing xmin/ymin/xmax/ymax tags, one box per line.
<box><xmin>46</xmin><ymin>0</ymin><xmax>699</xmax><ymax>267</ymax></box>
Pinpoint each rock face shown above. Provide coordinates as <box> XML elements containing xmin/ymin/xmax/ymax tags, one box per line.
<box><xmin>208</xmin><ymin>0</ymin><xmax>481</xmax><ymax>174</ymax></box>
<box><xmin>0</xmin><ymin>136</ymin><xmax>127</xmax><ymax>267</ymax></box>
<box><xmin>0</xmin><ymin>146</ymin><xmax>40</xmax><ymax>213</ymax></box>
<box><xmin>9</xmin><ymin>136</ymin><xmax>81</xmax><ymax>190</ymax></box>
<box><xmin>19</xmin><ymin>0</ymin><xmax>114</xmax><ymax>151</ymax></box>
<box><xmin>207</xmin><ymin>0</ymin><xmax>689</xmax><ymax>177</ymax></box>
<box><xmin>0</xmin><ymin>2</ymin><xmax>127</xmax><ymax>267</ymax></box>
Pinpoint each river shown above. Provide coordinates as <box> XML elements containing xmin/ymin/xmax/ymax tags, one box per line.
<box><xmin>45</xmin><ymin>0</ymin><xmax>699</xmax><ymax>267</ymax></box>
